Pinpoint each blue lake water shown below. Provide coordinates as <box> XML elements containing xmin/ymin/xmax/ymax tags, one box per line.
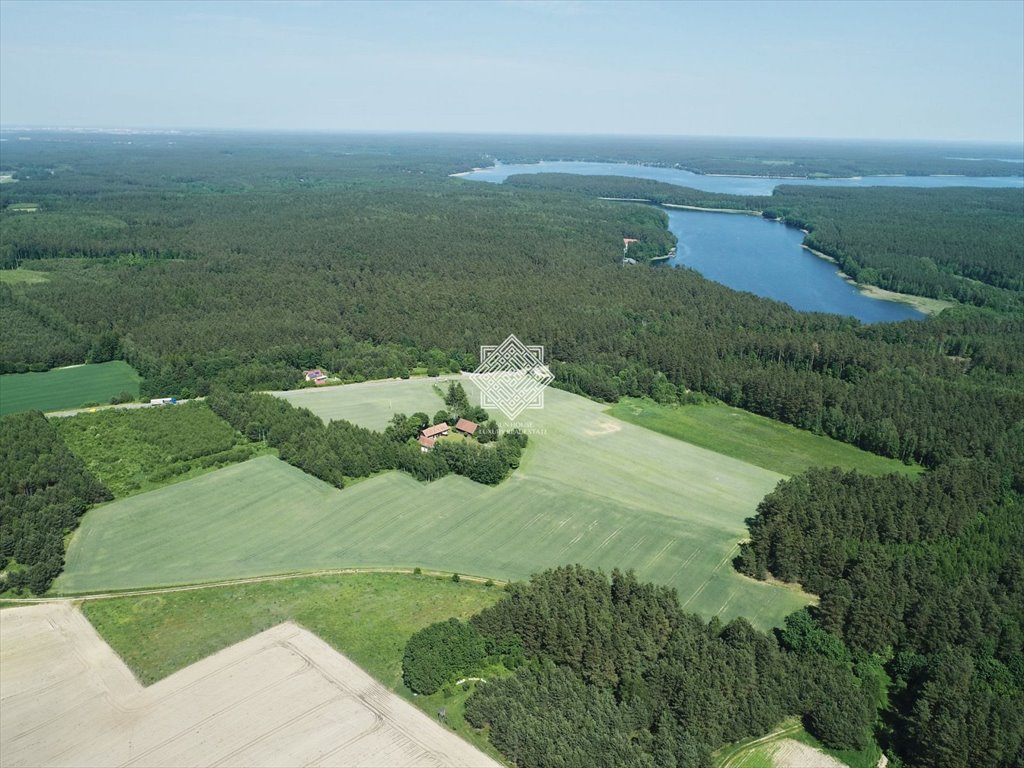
<box><xmin>459</xmin><ymin>160</ymin><xmax>1024</xmax><ymax>196</ymax></box>
<box><xmin>662</xmin><ymin>209</ymin><xmax>923</xmax><ymax>322</ymax></box>
<box><xmin>458</xmin><ymin>161</ymin><xmax>1023</xmax><ymax>322</ymax></box>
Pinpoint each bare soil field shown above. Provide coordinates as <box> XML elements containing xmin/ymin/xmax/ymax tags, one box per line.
<box><xmin>0</xmin><ymin>603</ymin><xmax>498</xmax><ymax>768</ymax></box>
<box><xmin>771</xmin><ymin>739</ymin><xmax>847</xmax><ymax>768</ymax></box>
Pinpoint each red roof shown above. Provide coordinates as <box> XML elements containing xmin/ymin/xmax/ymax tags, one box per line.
<box><xmin>303</xmin><ymin>369</ymin><xmax>324</xmax><ymax>378</ymax></box>
<box><xmin>455</xmin><ymin>418</ymin><xmax>478</xmax><ymax>435</ymax></box>
<box><xmin>623</xmin><ymin>238</ymin><xmax>640</xmax><ymax>246</ymax></box>
<box><xmin>421</xmin><ymin>423</ymin><xmax>450</xmax><ymax>438</ymax></box>
<box><xmin>418</xmin><ymin>435</ymin><xmax>436</xmax><ymax>449</ymax></box>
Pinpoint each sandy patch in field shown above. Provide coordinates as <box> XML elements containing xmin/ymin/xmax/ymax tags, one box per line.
<box><xmin>0</xmin><ymin>603</ymin><xmax>497</xmax><ymax>767</ymax></box>
<box><xmin>582</xmin><ymin>419</ymin><xmax>623</xmax><ymax>437</ymax></box>
<box><xmin>771</xmin><ymin>738</ymin><xmax>846</xmax><ymax>768</ymax></box>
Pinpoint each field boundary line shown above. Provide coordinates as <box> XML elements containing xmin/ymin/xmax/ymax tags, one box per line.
<box><xmin>3</xmin><ymin>567</ymin><xmax>507</xmax><ymax>605</ymax></box>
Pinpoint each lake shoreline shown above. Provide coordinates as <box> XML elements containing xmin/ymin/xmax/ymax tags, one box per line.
<box><xmin>607</xmin><ymin>197</ymin><xmax>950</xmax><ymax>316</ymax></box>
<box><xmin>662</xmin><ymin>202</ymin><xmax>763</xmax><ymax>216</ymax></box>
<box><xmin>800</xmin><ymin>245</ymin><xmax>954</xmax><ymax>315</ymax></box>
<box><xmin>460</xmin><ymin>161</ymin><xmax>989</xmax><ymax>320</ymax></box>
<box><xmin>455</xmin><ymin>162</ymin><xmax>1023</xmax><ymax>184</ymax></box>
<box><xmin>598</xmin><ymin>197</ymin><xmax>762</xmax><ymax>216</ymax></box>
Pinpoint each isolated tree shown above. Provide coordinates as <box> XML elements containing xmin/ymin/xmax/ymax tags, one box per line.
<box><xmin>444</xmin><ymin>382</ymin><xmax>470</xmax><ymax>415</ymax></box>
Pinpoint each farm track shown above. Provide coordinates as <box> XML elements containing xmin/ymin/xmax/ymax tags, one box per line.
<box><xmin>716</xmin><ymin>721</ymin><xmax>803</xmax><ymax>768</ymax></box>
<box><xmin>3</xmin><ymin>566</ymin><xmax>506</xmax><ymax>605</ymax></box>
<box><xmin>45</xmin><ymin>397</ymin><xmax>201</xmax><ymax>419</ymax></box>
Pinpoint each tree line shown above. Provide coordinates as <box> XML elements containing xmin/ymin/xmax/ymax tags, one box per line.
<box><xmin>0</xmin><ymin>411</ymin><xmax>111</xmax><ymax>594</ymax></box>
<box><xmin>206</xmin><ymin>383</ymin><xmax>526</xmax><ymax>488</ymax></box>
<box><xmin>405</xmin><ymin>566</ymin><xmax>883</xmax><ymax>768</ymax></box>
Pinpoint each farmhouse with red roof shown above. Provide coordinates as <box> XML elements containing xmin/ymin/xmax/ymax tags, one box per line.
<box><xmin>421</xmin><ymin>423</ymin><xmax>450</xmax><ymax>439</ymax></box>
<box><xmin>454</xmin><ymin>418</ymin><xmax>478</xmax><ymax>436</ymax></box>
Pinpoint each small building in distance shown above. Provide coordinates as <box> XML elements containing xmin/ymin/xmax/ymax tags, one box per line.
<box><xmin>622</xmin><ymin>237</ymin><xmax>641</xmax><ymax>265</ymax></box>
<box><xmin>454</xmin><ymin>418</ymin><xmax>478</xmax><ymax>437</ymax></box>
<box><xmin>303</xmin><ymin>369</ymin><xmax>328</xmax><ymax>385</ymax></box>
<box><xmin>418</xmin><ymin>434</ymin><xmax>436</xmax><ymax>452</ymax></box>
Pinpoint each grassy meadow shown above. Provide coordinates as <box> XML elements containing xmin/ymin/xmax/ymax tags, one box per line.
<box><xmin>60</xmin><ymin>379</ymin><xmax>810</xmax><ymax>629</ymax></box>
<box><xmin>82</xmin><ymin>572</ymin><xmax>504</xmax><ymax>758</ymax></box>
<box><xmin>0</xmin><ymin>360</ymin><xmax>140</xmax><ymax>416</ymax></box>
<box><xmin>608</xmin><ymin>396</ymin><xmax>919</xmax><ymax>477</ymax></box>
<box><xmin>0</xmin><ymin>268</ymin><xmax>49</xmax><ymax>285</ymax></box>
<box><xmin>276</xmin><ymin>377</ymin><xmax>455</xmax><ymax>429</ymax></box>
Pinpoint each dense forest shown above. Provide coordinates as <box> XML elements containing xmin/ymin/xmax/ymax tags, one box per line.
<box><xmin>738</xmin><ymin>464</ymin><xmax>1024</xmax><ymax>767</ymax></box>
<box><xmin>0</xmin><ymin>411</ymin><xmax>111</xmax><ymax>594</ymax></box>
<box><xmin>1</xmin><ymin>135</ymin><xmax>1022</xmax><ymax>764</ymax></box>
<box><xmin>504</xmin><ymin>173</ymin><xmax>1024</xmax><ymax>308</ymax></box>
<box><xmin>405</xmin><ymin>566</ymin><xmax>883</xmax><ymax>768</ymax></box>
<box><xmin>1</xmin><ymin>142</ymin><xmax>1021</xmax><ymax>475</ymax></box>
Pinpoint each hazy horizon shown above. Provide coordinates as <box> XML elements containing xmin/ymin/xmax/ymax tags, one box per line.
<box><xmin>2</xmin><ymin>127</ymin><xmax>1023</xmax><ymax>149</ymax></box>
<box><xmin>2</xmin><ymin>0</ymin><xmax>1023</xmax><ymax>143</ymax></box>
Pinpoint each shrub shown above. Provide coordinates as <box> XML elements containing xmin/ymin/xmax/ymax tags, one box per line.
<box><xmin>402</xmin><ymin>618</ymin><xmax>486</xmax><ymax>695</ymax></box>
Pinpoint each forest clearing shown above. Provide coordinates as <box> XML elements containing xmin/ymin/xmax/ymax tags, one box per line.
<box><xmin>58</xmin><ymin>379</ymin><xmax>809</xmax><ymax>628</ymax></box>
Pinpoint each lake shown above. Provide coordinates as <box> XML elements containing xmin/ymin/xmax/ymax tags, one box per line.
<box><xmin>458</xmin><ymin>160</ymin><xmax>1024</xmax><ymax>196</ymax></box>
<box><xmin>458</xmin><ymin>161</ymin><xmax>1022</xmax><ymax>322</ymax></box>
<box><xmin>662</xmin><ymin>208</ymin><xmax>923</xmax><ymax>322</ymax></box>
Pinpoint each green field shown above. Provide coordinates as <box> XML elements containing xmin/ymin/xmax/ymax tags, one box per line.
<box><xmin>60</xmin><ymin>378</ymin><xmax>810</xmax><ymax>628</ymax></box>
<box><xmin>0</xmin><ymin>361</ymin><xmax>140</xmax><ymax>416</ymax></box>
<box><xmin>82</xmin><ymin>572</ymin><xmax>503</xmax><ymax>758</ymax></box>
<box><xmin>608</xmin><ymin>397</ymin><xmax>920</xmax><ymax>477</ymax></box>
<box><xmin>277</xmin><ymin>377</ymin><xmax>455</xmax><ymax>429</ymax></box>
<box><xmin>0</xmin><ymin>268</ymin><xmax>49</xmax><ymax>285</ymax></box>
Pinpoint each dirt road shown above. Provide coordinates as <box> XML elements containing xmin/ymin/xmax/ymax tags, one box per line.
<box><xmin>1</xmin><ymin>566</ymin><xmax>505</xmax><ymax>605</ymax></box>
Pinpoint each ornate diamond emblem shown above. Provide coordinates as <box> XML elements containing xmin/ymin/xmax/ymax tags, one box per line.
<box><xmin>468</xmin><ymin>334</ymin><xmax>553</xmax><ymax>420</ymax></box>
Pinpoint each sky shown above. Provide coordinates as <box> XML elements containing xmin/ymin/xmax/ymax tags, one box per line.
<box><xmin>1</xmin><ymin>0</ymin><xmax>1022</xmax><ymax>142</ymax></box>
